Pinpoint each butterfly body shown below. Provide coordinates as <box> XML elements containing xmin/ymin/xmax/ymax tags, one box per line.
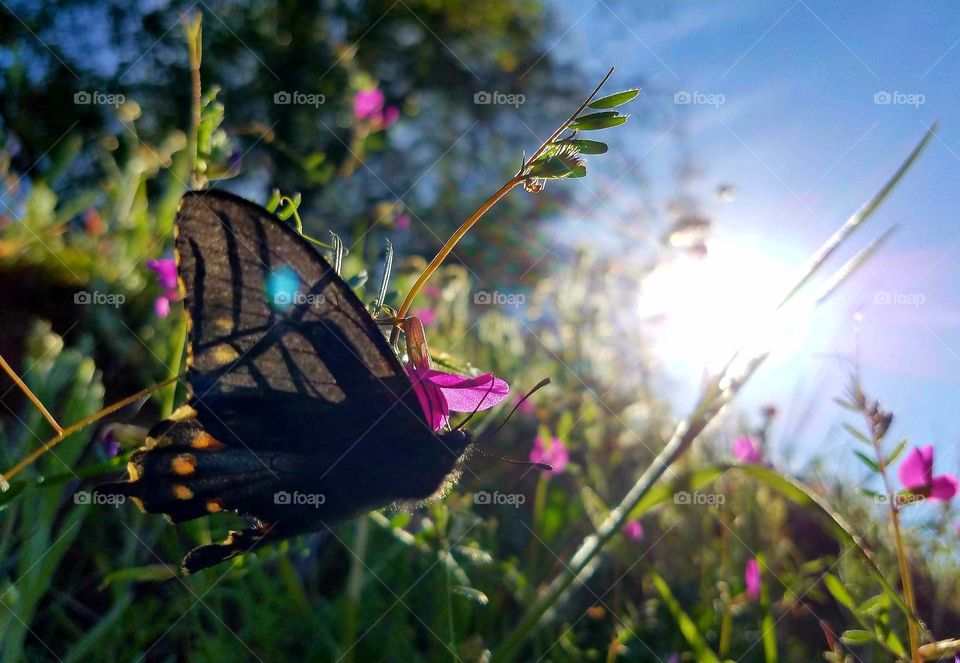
<box><xmin>97</xmin><ymin>190</ymin><xmax>472</xmax><ymax>573</ymax></box>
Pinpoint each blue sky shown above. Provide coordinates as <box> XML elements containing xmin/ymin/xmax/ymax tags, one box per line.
<box><xmin>543</xmin><ymin>1</ymin><xmax>960</xmax><ymax>476</ymax></box>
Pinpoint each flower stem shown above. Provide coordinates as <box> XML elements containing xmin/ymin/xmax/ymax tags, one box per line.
<box><xmin>184</xmin><ymin>14</ymin><xmax>203</xmax><ymax>190</ymax></box>
<box><xmin>877</xmin><ymin>452</ymin><xmax>920</xmax><ymax>661</ymax></box>
<box><xmin>388</xmin><ymin>176</ymin><xmax>522</xmax><ymax>345</ymax></box>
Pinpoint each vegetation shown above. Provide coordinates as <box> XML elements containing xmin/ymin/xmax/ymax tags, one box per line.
<box><xmin>0</xmin><ymin>3</ymin><xmax>957</xmax><ymax>662</ymax></box>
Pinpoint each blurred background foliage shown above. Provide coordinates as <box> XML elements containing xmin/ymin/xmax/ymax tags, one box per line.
<box><xmin>1</xmin><ymin>1</ymin><xmax>959</xmax><ymax>662</ymax></box>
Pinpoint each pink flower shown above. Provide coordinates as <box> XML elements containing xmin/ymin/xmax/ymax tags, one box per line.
<box><xmin>411</xmin><ymin>307</ymin><xmax>436</xmax><ymax>326</ymax></box>
<box><xmin>395</xmin><ymin>213</ymin><xmax>411</xmax><ymax>230</ymax></box>
<box><xmin>733</xmin><ymin>436</ymin><xmax>763</xmax><ymax>464</ymax></box>
<box><xmin>745</xmin><ymin>558</ymin><xmax>761</xmax><ymax>601</ymax></box>
<box><xmin>147</xmin><ymin>258</ymin><xmax>179</xmax><ymax>318</ymax></box>
<box><xmin>147</xmin><ymin>258</ymin><xmax>177</xmax><ymax>290</ymax></box>
<box><xmin>622</xmin><ymin>520</ymin><xmax>644</xmax><ymax>541</ymax></box>
<box><xmin>379</xmin><ymin>105</ymin><xmax>399</xmax><ymax>129</ymax></box>
<box><xmin>898</xmin><ymin>445</ymin><xmax>959</xmax><ymax>502</ymax></box>
<box><xmin>353</xmin><ymin>89</ymin><xmax>384</xmax><ymax>119</ymax></box>
<box><xmin>408</xmin><ymin>367</ymin><xmax>509</xmax><ymax>431</ymax></box>
<box><xmin>529</xmin><ymin>435</ymin><xmax>568</xmax><ymax>475</ymax></box>
<box><xmin>353</xmin><ymin>88</ymin><xmax>400</xmax><ymax>130</ymax></box>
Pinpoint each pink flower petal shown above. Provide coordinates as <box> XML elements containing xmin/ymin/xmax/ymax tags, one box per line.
<box><xmin>530</xmin><ymin>435</ymin><xmax>568</xmax><ymax>475</ymax></box>
<box><xmin>353</xmin><ymin>89</ymin><xmax>384</xmax><ymax>119</ymax></box>
<box><xmin>745</xmin><ymin>558</ymin><xmax>761</xmax><ymax>601</ymax></box>
<box><xmin>154</xmin><ymin>296</ymin><xmax>170</xmax><ymax>318</ymax></box>
<box><xmin>733</xmin><ymin>436</ymin><xmax>763</xmax><ymax>463</ymax></box>
<box><xmin>411</xmin><ymin>307</ymin><xmax>436</xmax><ymax>326</ymax></box>
<box><xmin>930</xmin><ymin>474</ymin><xmax>959</xmax><ymax>501</ymax></box>
<box><xmin>409</xmin><ymin>369</ymin><xmax>449</xmax><ymax>430</ymax></box>
<box><xmin>622</xmin><ymin>520</ymin><xmax>644</xmax><ymax>541</ymax></box>
<box><xmin>147</xmin><ymin>258</ymin><xmax>178</xmax><ymax>290</ymax></box>
<box><xmin>426</xmin><ymin>371</ymin><xmax>509</xmax><ymax>412</ymax></box>
<box><xmin>379</xmin><ymin>106</ymin><xmax>399</xmax><ymax>129</ymax></box>
<box><xmin>899</xmin><ymin>445</ymin><xmax>934</xmax><ymax>491</ymax></box>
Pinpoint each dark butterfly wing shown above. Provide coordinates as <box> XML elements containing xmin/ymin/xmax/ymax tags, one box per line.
<box><xmin>173</xmin><ymin>189</ymin><xmax>431</xmax><ymax>450</ymax></box>
<box><xmin>97</xmin><ymin>190</ymin><xmax>469</xmax><ymax>574</ymax></box>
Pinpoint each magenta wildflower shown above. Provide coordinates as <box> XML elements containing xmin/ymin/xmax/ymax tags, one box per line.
<box><xmin>411</xmin><ymin>307</ymin><xmax>436</xmax><ymax>326</ymax></box>
<box><xmin>395</xmin><ymin>213</ymin><xmax>411</xmax><ymax>230</ymax></box>
<box><xmin>745</xmin><ymin>558</ymin><xmax>761</xmax><ymax>601</ymax></box>
<box><xmin>147</xmin><ymin>258</ymin><xmax>180</xmax><ymax>318</ymax></box>
<box><xmin>354</xmin><ymin>89</ymin><xmax>385</xmax><ymax>119</ymax></box>
<box><xmin>898</xmin><ymin>444</ymin><xmax>959</xmax><ymax>502</ymax></box>
<box><xmin>529</xmin><ymin>435</ymin><xmax>568</xmax><ymax>475</ymax></box>
<box><xmin>353</xmin><ymin>88</ymin><xmax>399</xmax><ymax>130</ymax></box>
<box><xmin>408</xmin><ymin>367</ymin><xmax>509</xmax><ymax>431</ymax></box>
<box><xmin>733</xmin><ymin>436</ymin><xmax>763</xmax><ymax>464</ymax></box>
<box><xmin>622</xmin><ymin>520</ymin><xmax>644</xmax><ymax>541</ymax></box>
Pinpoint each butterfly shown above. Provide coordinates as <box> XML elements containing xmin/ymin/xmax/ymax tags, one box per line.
<box><xmin>97</xmin><ymin>190</ymin><xmax>474</xmax><ymax>574</ymax></box>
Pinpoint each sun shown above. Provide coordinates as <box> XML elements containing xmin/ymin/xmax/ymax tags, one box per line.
<box><xmin>638</xmin><ymin>239</ymin><xmax>806</xmax><ymax>375</ymax></box>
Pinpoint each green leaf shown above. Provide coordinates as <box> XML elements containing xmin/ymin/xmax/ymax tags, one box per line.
<box><xmin>840</xmin><ymin>629</ymin><xmax>874</xmax><ymax>645</ymax></box>
<box><xmin>101</xmin><ymin>564</ymin><xmax>178</xmax><ymax>587</ymax></box>
<box><xmin>886</xmin><ymin>439</ymin><xmax>907</xmax><ymax>465</ymax></box>
<box><xmin>452</xmin><ymin>586</ymin><xmax>489</xmax><ymax>606</ymax></box>
<box><xmin>729</xmin><ymin>465</ymin><xmax>915</xmax><ymax>625</ymax></box>
<box><xmin>856</xmin><ymin>594</ymin><xmax>887</xmax><ymax>616</ymax></box>
<box><xmin>569</xmin><ymin>112</ymin><xmax>629</xmax><ymax>131</ymax></box>
<box><xmin>842</xmin><ymin>423</ymin><xmax>872</xmax><ymax>445</ymax></box>
<box><xmin>823</xmin><ymin>573</ymin><xmax>856</xmax><ymax>611</ymax></box>
<box><xmin>776</xmin><ymin>123</ymin><xmax>937</xmax><ymax>308</ymax></box>
<box><xmin>762</xmin><ymin>611</ymin><xmax>778</xmax><ymax>663</ymax></box>
<box><xmin>526</xmin><ymin>156</ymin><xmax>580</xmax><ymax>179</ymax></box>
<box><xmin>649</xmin><ymin>572</ymin><xmax>722</xmax><ymax>663</ymax></box>
<box><xmin>833</xmin><ymin>397</ymin><xmax>861</xmax><ymax>413</ymax></box>
<box><xmin>854</xmin><ymin>451</ymin><xmax>880</xmax><ymax>473</ymax></box>
<box><xmin>556</xmin><ymin>139</ymin><xmax>608</xmax><ymax>155</ymax></box>
<box><xmin>587</xmin><ymin>88</ymin><xmax>641</xmax><ymax>109</ymax></box>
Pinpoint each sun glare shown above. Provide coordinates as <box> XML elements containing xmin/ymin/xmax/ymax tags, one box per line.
<box><xmin>638</xmin><ymin>240</ymin><xmax>806</xmax><ymax>374</ymax></box>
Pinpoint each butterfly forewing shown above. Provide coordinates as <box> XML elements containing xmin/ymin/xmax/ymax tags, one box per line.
<box><xmin>174</xmin><ymin>190</ymin><xmax>430</xmax><ymax>450</ymax></box>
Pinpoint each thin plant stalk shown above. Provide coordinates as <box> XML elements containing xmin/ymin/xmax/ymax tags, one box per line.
<box><xmin>0</xmin><ymin>354</ymin><xmax>62</xmax><ymax>434</ymax></box>
<box><xmin>389</xmin><ymin>68</ymin><xmax>618</xmax><ymax>346</ymax></box>
<box><xmin>493</xmin><ymin>127</ymin><xmax>935</xmax><ymax>662</ymax></box>
<box><xmin>0</xmin><ymin>376</ymin><xmax>180</xmax><ymax>487</ymax></box>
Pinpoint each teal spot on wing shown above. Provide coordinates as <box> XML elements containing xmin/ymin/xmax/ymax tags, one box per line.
<box><xmin>266</xmin><ymin>265</ymin><xmax>300</xmax><ymax>312</ymax></box>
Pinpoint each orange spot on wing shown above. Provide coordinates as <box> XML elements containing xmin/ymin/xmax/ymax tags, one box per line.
<box><xmin>173</xmin><ymin>484</ymin><xmax>194</xmax><ymax>500</ymax></box>
<box><xmin>171</xmin><ymin>454</ymin><xmax>197</xmax><ymax>476</ymax></box>
<box><xmin>191</xmin><ymin>431</ymin><xmax>225</xmax><ymax>451</ymax></box>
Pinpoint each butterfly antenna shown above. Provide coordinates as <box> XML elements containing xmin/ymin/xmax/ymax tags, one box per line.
<box><xmin>473</xmin><ymin>448</ymin><xmax>553</xmax><ymax>472</ymax></box>
<box><xmin>486</xmin><ymin>378</ymin><xmax>550</xmax><ymax>439</ymax></box>
<box><xmin>0</xmin><ymin>375</ymin><xmax>181</xmax><ymax>488</ymax></box>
